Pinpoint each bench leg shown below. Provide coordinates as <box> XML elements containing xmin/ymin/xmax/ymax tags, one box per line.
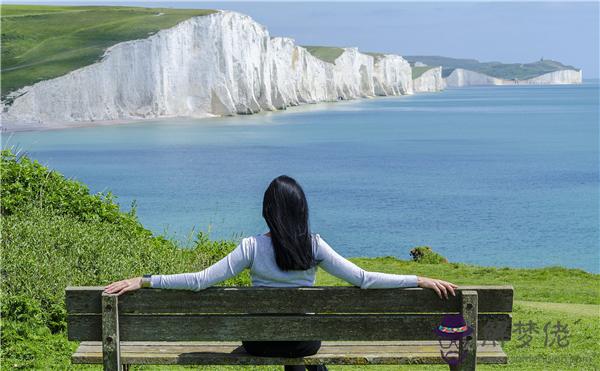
<box><xmin>102</xmin><ymin>293</ymin><xmax>121</xmax><ymax>371</ymax></box>
<box><xmin>450</xmin><ymin>290</ymin><xmax>478</xmax><ymax>371</ymax></box>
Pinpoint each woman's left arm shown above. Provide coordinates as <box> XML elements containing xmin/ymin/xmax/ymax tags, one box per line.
<box><xmin>104</xmin><ymin>241</ymin><xmax>253</xmax><ymax>295</ymax></box>
<box><xmin>314</xmin><ymin>234</ymin><xmax>457</xmax><ymax>299</ymax></box>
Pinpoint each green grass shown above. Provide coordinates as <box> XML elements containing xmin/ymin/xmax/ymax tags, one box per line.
<box><xmin>0</xmin><ymin>149</ymin><xmax>243</xmax><ymax>369</ymax></box>
<box><xmin>412</xmin><ymin>66</ymin><xmax>435</xmax><ymax>80</ymax></box>
<box><xmin>2</xmin><ymin>149</ymin><xmax>598</xmax><ymax>370</ymax></box>
<box><xmin>515</xmin><ymin>300</ymin><xmax>599</xmax><ymax>317</ymax></box>
<box><xmin>405</xmin><ymin>56</ymin><xmax>580</xmax><ymax>80</ymax></box>
<box><xmin>113</xmin><ymin>262</ymin><xmax>600</xmax><ymax>371</ymax></box>
<box><xmin>0</xmin><ymin>5</ymin><xmax>216</xmax><ymax>97</ymax></box>
<box><xmin>303</xmin><ymin>45</ymin><xmax>345</xmax><ymax>64</ymax></box>
<box><xmin>319</xmin><ymin>257</ymin><xmax>599</xmax><ymax>305</ymax></box>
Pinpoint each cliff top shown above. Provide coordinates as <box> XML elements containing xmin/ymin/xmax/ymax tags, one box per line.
<box><xmin>411</xmin><ymin>66</ymin><xmax>436</xmax><ymax>79</ymax></box>
<box><xmin>302</xmin><ymin>45</ymin><xmax>345</xmax><ymax>64</ymax></box>
<box><xmin>405</xmin><ymin>55</ymin><xmax>580</xmax><ymax>80</ymax></box>
<box><xmin>0</xmin><ymin>5</ymin><xmax>216</xmax><ymax>97</ymax></box>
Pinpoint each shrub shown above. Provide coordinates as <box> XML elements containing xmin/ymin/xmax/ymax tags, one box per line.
<box><xmin>0</xmin><ymin>149</ymin><xmax>247</xmax><ymax>367</ymax></box>
<box><xmin>409</xmin><ymin>246</ymin><xmax>448</xmax><ymax>264</ymax></box>
<box><xmin>1</xmin><ymin>149</ymin><xmax>141</xmax><ymax>229</ymax></box>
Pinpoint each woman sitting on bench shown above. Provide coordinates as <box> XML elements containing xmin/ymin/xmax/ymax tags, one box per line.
<box><xmin>105</xmin><ymin>175</ymin><xmax>458</xmax><ymax>371</ymax></box>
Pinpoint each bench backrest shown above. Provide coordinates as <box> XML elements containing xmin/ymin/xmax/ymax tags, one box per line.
<box><xmin>66</xmin><ymin>286</ymin><xmax>513</xmax><ymax>342</ymax></box>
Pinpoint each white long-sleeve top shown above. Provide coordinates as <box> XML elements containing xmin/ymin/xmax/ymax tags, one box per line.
<box><xmin>150</xmin><ymin>234</ymin><xmax>418</xmax><ymax>290</ymax></box>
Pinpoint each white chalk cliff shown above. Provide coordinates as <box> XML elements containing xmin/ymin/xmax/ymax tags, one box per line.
<box><xmin>413</xmin><ymin>67</ymin><xmax>446</xmax><ymax>92</ymax></box>
<box><xmin>2</xmin><ymin>11</ymin><xmax>425</xmax><ymax>129</ymax></box>
<box><xmin>372</xmin><ymin>54</ymin><xmax>413</xmax><ymax>96</ymax></box>
<box><xmin>445</xmin><ymin>68</ymin><xmax>582</xmax><ymax>87</ymax></box>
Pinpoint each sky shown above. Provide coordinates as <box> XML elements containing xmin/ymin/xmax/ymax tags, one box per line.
<box><xmin>4</xmin><ymin>1</ymin><xmax>599</xmax><ymax>78</ymax></box>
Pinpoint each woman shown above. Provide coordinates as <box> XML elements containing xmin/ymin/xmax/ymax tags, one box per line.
<box><xmin>105</xmin><ymin>175</ymin><xmax>457</xmax><ymax>371</ymax></box>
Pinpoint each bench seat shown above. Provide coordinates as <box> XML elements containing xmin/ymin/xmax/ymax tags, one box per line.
<box><xmin>73</xmin><ymin>341</ymin><xmax>508</xmax><ymax>365</ymax></box>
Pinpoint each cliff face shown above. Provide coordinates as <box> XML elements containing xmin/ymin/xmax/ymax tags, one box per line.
<box><xmin>513</xmin><ymin>69</ymin><xmax>583</xmax><ymax>85</ymax></box>
<box><xmin>2</xmin><ymin>11</ymin><xmax>421</xmax><ymax>129</ymax></box>
<box><xmin>372</xmin><ymin>54</ymin><xmax>413</xmax><ymax>96</ymax></box>
<box><xmin>445</xmin><ymin>68</ymin><xmax>503</xmax><ymax>87</ymax></box>
<box><xmin>412</xmin><ymin>67</ymin><xmax>446</xmax><ymax>92</ymax></box>
<box><xmin>445</xmin><ymin>68</ymin><xmax>582</xmax><ymax>87</ymax></box>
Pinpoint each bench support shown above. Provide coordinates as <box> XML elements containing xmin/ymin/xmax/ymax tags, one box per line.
<box><xmin>451</xmin><ymin>290</ymin><xmax>478</xmax><ymax>371</ymax></box>
<box><xmin>102</xmin><ymin>293</ymin><xmax>121</xmax><ymax>371</ymax></box>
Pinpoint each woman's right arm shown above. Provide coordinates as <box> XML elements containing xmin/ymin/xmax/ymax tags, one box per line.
<box><xmin>104</xmin><ymin>239</ymin><xmax>253</xmax><ymax>295</ymax></box>
<box><xmin>315</xmin><ymin>234</ymin><xmax>457</xmax><ymax>299</ymax></box>
<box><xmin>149</xmin><ymin>242</ymin><xmax>252</xmax><ymax>291</ymax></box>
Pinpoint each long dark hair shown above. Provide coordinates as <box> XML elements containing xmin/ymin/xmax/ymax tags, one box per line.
<box><xmin>262</xmin><ymin>175</ymin><xmax>315</xmax><ymax>271</ymax></box>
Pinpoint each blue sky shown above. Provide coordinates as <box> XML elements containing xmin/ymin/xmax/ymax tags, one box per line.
<box><xmin>5</xmin><ymin>1</ymin><xmax>599</xmax><ymax>78</ymax></box>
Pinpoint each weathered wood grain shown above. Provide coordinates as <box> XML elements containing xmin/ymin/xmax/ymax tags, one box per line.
<box><xmin>68</xmin><ymin>313</ymin><xmax>511</xmax><ymax>342</ymax></box>
<box><xmin>72</xmin><ymin>341</ymin><xmax>508</xmax><ymax>365</ymax></box>
<box><xmin>456</xmin><ymin>290</ymin><xmax>478</xmax><ymax>371</ymax></box>
<box><xmin>66</xmin><ymin>286</ymin><xmax>514</xmax><ymax>314</ymax></box>
<box><xmin>101</xmin><ymin>294</ymin><xmax>120</xmax><ymax>371</ymax></box>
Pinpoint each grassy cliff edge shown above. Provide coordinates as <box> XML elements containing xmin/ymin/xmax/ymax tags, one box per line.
<box><xmin>0</xmin><ymin>5</ymin><xmax>216</xmax><ymax>98</ymax></box>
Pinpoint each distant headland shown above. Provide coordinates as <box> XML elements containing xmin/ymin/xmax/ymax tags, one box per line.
<box><xmin>0</xmin><ymin>5</ymin><xmax>582</xmax><ymax>130</ymax></box>
<box><xmin>405</xmin><ymin>56</ymin><xmax>582</xmax><ymax>87</ymax></box>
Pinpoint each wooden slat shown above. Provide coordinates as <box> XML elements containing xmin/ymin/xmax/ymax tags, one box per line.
<box><xmin>68</xmin><ymin>313</ymin><xmax>511</xmax><ymax>342</ymax></box>
<box><xmin>72</xmin><ymin>341</ymin><xmax>508</xmax><ymax>365</ymax></box>
<box><xmin>66</xmin><ymin>286</ymin><xmax>514</xmax><ymax>314</ymax></box>
<box><xmin>74</xmin><ymin>344</ymin><xmax>499</xmax><ymax>354</ymax></box>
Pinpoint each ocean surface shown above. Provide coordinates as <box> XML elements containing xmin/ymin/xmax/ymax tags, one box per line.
<box><xmin>3</xmin><ymin>83</ymin><xmax>599</xmax><ymax>273</ymax></box>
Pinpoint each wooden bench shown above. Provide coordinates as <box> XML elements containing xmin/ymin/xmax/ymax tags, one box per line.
<box><xmin>66</xmin><ymin>285</ymin><xmax>513</xmax><ymax>370</ymax></box>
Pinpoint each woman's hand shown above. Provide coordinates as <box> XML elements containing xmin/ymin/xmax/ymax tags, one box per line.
<box><xmin>104</xmin><ymin>277</ymin><xmax>142</xmax><ymax>295</ymax></box>
<box><xmin>417</xmin><ymin>276</ymin><xmax>458</xmax><ymax>299</ymax></box>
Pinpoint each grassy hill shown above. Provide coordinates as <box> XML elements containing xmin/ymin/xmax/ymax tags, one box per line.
<box><xmin>1</xmin><ymin>148</ymin><xmax>598</xmax><ymax>370</ymax></box>
<box><xmin>303</xmin><ymin>45</ymin><xmax>345</xmax><ymax>64</ymax></box>
<box><xmin>405</xmin><ymin>55</ymin><xmax>579</xmax><ymax>80</ymax></box>
<box><xmin>412</xmin><ymin>66</ymin><xmax>435</xmax><ymax>79</ymax></box>
<box><xmin>0</xmin><ymin>5</ymin><xmax>215</xmax><ymax>98</ymax></box>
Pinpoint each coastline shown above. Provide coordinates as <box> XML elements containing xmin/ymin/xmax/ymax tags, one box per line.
<box><xmin>1</xmin><ymin>92</ymin><xmax>417</xmax><ymax>133</ymax></box>
<box><xmin>6</xmin><ymin>84</ymin><xmax>596</xmax><ymax>273</ymax></box>
<box><xmin>4</xmin><ymin>79</ymin><xmax>594</xmax><ymax>133</ymax></box>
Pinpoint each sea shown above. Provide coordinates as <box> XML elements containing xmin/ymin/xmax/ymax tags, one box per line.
<box><xmin>3</xmin><ymin>82</ymin><xmax>599</xmax><ymax>273</ymax></box>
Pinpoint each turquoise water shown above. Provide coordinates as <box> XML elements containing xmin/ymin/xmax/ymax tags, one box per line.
<box><xmin>4</xmin><ymin>83</ymin><xmax>599</xmax><ymax>272</ymax></box>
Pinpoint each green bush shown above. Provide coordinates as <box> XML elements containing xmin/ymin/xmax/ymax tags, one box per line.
<box><xmin>409</xmin><ymin>246</ymin><xmax>448</xmax><ymax>264</ymax></box>
<box><xmin>0</xmin><ymin>149</ymin><xmax>247</xmax><ymax>368</ymax></box>
<box><xmin>1</xmin><ymin>149</ymin><xmax>139</xmax><ymax>226</ymax></box>
<box><xmin>1</xmin><ymin>317</ymin><xmax>76</xmax><ymax>369</ymax></box>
